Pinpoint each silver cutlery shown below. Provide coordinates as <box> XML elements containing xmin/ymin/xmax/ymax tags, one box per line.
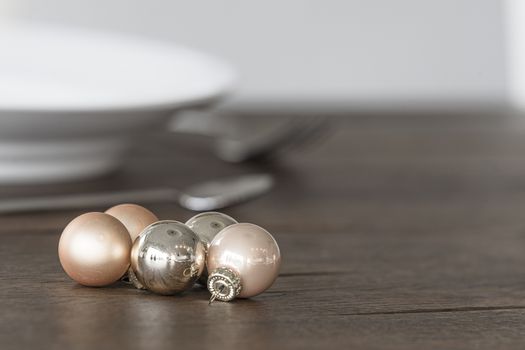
<box><xmin>0</xmin><ymin>173</ymin><xmax>273</xmax><ymax>213</ymax></box>
<box><xmin>214</xmin><ymin>116</ymin><xmax>331</xmax><ymax>163</ymax></box>
<box><xmin>171</xmin><ymin>112</ymin><xmax>331</xmax><ymax>163</ymax></box>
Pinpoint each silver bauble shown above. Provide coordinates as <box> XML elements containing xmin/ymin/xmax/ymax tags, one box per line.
<box><xmin>130</xmin><ymin>220</ymin><xmax>206</xmax><ymax>295</ymax></box>
<box><xmin>185</xmin><ymin>212</ymin><xmax>237</xmax><ymax>284</ymax></box>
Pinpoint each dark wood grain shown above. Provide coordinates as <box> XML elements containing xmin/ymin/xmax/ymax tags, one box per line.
<box><xmin>2</xmin><ymin>112</ymin><xmax>525</xmax><ymax>349</ymax></box>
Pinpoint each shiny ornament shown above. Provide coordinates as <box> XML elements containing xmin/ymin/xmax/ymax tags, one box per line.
<box><xmin>58</xmin><ymin>212</ymin><xmax>132</xmax><ymax>287</ymax></box>
<box><xmin>130</xmin><ymin>220</ymin><xmax>206</xmax><ymax>295</ymax></box>
<box><xmin>105</xmin><ymin>203</ymin><xmax>158</xmax><ymax>242</ymax></box>
<box><xmin>185</xmin><ymin>211</ymin><xmax>237</xmax><ymax>284</ymax></box>
<box><xmin>207</xmin><ymin>223</ymin><xmax>281</xmax><ymax>302</ymax></box>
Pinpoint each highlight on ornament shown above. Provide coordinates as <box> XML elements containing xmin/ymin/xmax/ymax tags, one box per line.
<box><xmin>57</xmin><ymin>205</ymin><xmax>281</xmax><ymax>303</ymax></box>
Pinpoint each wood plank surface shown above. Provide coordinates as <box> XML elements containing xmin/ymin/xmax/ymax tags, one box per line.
<box><xmin>2</xmin><ymin>112</ymin><xmax>525</xmax><ymax>349</ymax></box>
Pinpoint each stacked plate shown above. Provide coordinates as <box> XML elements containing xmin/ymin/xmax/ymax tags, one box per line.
<box><xmin>0</xmin><ymin>21</ymin><xmax>235</xmax><ymax>183</ymax></box>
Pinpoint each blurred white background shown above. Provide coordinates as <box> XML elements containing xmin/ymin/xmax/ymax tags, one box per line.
<box><xmin>2</xmin><ymin>0</ymin><xmax>507</xmax><ymax>109</ymax></box>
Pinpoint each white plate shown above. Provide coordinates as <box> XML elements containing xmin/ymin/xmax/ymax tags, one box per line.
<box><xmin>0</xmin><ymin>21</ymin><xmax>236</xmax><ymax>183</ymax></box>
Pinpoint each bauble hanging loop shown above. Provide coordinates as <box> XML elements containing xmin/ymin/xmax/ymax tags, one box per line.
<box><xmin>207</xmin><ymin>266</ymin><xmax>242</xmax><ymax>303</ymax></box>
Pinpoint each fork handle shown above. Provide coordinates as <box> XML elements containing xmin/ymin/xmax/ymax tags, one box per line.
<box><xmin>0</xmin><ymin>188</ymin><xmax>178</xmax><ymax>214</ymax></box>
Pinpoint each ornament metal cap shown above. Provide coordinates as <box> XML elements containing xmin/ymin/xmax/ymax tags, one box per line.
<box><xmin>127</xmin><ymin>267</ymin><xmax>146</xmax><ymax>290</ymax></box>
<box><xmin>207</xmin><ymin>267</ymin><xmax>242</xmax><ymax>304</ymax></box>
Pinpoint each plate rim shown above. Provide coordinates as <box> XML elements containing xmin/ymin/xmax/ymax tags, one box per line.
<box><xmin>0</xmin><ymin>21</ymin><xmax>237</xmax><ymax>114</ymax></box>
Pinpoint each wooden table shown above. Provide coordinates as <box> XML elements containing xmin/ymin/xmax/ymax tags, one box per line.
<box><xmin>2</xmin><ymin>112</ymin><xmax>525</xmax><ymax>349</ymax></box>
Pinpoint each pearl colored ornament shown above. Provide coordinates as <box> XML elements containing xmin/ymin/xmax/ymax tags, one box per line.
<box><xmin>105</xmin><ymin>203</ymin><xmax>159</xmax><ymax>289</ymax></box>
<box><xmin>58</xmin><ymin>212</ymin><xmax>132</xmax><ymax>287</ymax></box>
<box><xmin>207</xmin><ymin>223</ymin><xmax>281</xmax><ymax>302</ymax></box>
<box><xmin>185</xmin><ymin>211</ymin><xmax>237</xmax><ymax>284</ymax></box>
<box><xmin>130</xmin><ymin>220</ymin><xmax>206</xmax><ymax>295</ymax></box>
<box><xmin>105</xmin><ymin>203</ymin><xmax>158</xmax><ymax>242</ymax></box>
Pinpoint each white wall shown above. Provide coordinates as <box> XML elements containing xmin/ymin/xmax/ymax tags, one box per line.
<box><xmin>4</xmin><ymin>0</ymin><xmax>507</xmax><ymax>108</ymax></box>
